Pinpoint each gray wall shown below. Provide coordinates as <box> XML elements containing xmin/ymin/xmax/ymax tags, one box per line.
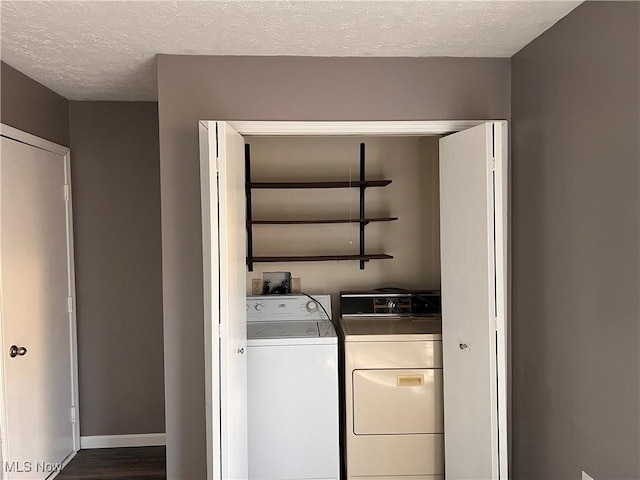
<box><xmin>511</xmin><ymin>2</ymin><xmax>639</xmax><ymax>479</ymax></box>
<box><xmin>69</xmin><ymin>102</ymin><xmax>165</xmax><ymax>436</ymax></box>
<box><xmin>1</xmin><ymin>64</ymin><xmax>166</xmax><ymax>438</ymax></box>
<box><xmin>157</xmin><ymin>55</ymin><xmax>510</xmax><ymax>478</ymax></box>
<box><xmin>1</xmin><ymin>61</ymin><xmax>70</xmax><ymax>146</ymax></box>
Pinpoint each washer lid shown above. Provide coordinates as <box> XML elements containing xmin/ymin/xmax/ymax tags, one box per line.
<box><xmin>248</xmin><ymin>321</ymin><xmax>319</xmax><ymax>340</ymax></box>
<box><xmin>247</xmin><ymin>320</ymin><xmax>337</xmax><ymax>346</ymax></box>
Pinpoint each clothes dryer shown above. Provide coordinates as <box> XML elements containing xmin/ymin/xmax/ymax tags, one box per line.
<box><xmin>339</xmin><ymin>290</ymin><xmax>444</xmax><ymax>480</ymax></box>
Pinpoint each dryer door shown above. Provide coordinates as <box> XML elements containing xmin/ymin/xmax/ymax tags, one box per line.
<box><xmin>353</xmin><ymin>368</ymin><xmax>444</xmax><ymax>435</ymax></box>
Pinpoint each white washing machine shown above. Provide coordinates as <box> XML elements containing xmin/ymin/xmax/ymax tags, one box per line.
<box><xmin>339</xmin><ymin>290</ymin><xmax>444</xmax><ymax>480</ymax></box>
<box><xmin>246</xmin><ymin>294</ymin><xmax>340</xmax><ymax>480</ymax></box>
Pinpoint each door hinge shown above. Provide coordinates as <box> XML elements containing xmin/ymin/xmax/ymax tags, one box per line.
<box><xmin>214</xmin><ymin>122</ymin><xmax>221</xmax><ymax>172</ymax></box>
<box><xmin>67</xmin><ymin>297</ymin><xmax>73</xmax><ymax>313</ymax></box>
<box><xmin>64</xmin><ymin>184</ymin><xmax>70</xmax><ymax>201</ymax></box>
<box><xmin>491</xmin><ymin>159</ymin><xmax>496</xmax><ymax>171</ymax></box>
<box><xmin>215</xmin><ymin>123</ymin><xmax>219</xmax><ymax>159</ymax></box>
<box><xmin>71</xmin><ymin>406</ymin><xmax>77</xmax><ymax>423</ymax></box>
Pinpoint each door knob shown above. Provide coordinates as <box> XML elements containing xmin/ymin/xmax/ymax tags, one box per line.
<box><xmin>9</xmin><ymin>345</ymin><xmax>27</xmax><ymax>358</ymax></box>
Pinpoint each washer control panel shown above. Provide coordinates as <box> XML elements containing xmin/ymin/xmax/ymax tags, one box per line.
<box><xmin>247</xmin><ymin>295</ymin><xmax>332</xmax><ymax>322</ymax></box>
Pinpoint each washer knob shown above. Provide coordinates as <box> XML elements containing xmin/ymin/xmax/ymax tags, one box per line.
<box><xmin>306</xmin><ymin>301</ymin><xmax>318</xmax><ymax>313</ymax></box>
<box><xmin>255</xmin><ymin>303</ymin><xmax>264</xmax><ymax>311</ymax></box>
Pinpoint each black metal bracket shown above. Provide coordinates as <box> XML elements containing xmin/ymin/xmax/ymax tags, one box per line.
<box><xmin>245</xmin><ymin>144</ymin><xmax>254</xmax><ymax>272</ymax></box>
<box><xmin>359</xmin><ymin>143</ymin><xmax>366</xmax><ymax>269</ymax></box>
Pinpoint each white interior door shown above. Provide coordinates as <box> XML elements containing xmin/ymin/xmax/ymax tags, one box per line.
<box><xmin>0</xmin><ymin>135</ymin><xmax>77</xmax><ymax>479</ymax></box>
<box><xmin>200</xmin><ymin>121</ymin><xmax>248</xmax><ymax>480</ymax></box>
<box><xmin>439</xmin><ymin>122</ymin><xmax>508</xmax><ymax>479</ymax></box>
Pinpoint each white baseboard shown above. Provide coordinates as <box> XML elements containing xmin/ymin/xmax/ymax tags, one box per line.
<box><xmin>80</xmin><ymin>433</ymin><xmax>166</xmax><ymax>449</ymax></box>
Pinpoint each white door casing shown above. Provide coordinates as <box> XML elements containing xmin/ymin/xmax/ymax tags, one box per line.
<box><xmin>200</xmin><ymin>123</ymin><xmax>220</xmax><ymax>480</ymax></box>
<box><xmin>439</xmin><ymin>122</ymin><xmax>508</xmax><ymax>479</ymax></box>
<box><xmin>0</xmin><ymin>125</ymin><xmax>80</xmax><ymax>480</ymax></box>
<box><xmin>200</xmin><ymin>121</ymin><xmax>248</xmax><ymax>480</ymax></box>
<box><xmin>199</xmin><ymin>120</ymin><xmax>508</xmax><ymax>480</ymax></box>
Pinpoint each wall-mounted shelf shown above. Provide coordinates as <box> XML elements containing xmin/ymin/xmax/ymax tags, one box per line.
<box><xmin>245</xmin><ymin>143</ymin><xmax>395</xmax><ymax>271</ymax></box>
<box><xmin>249</xmin><ymin>217</ymin><xmax>398</xmax><ymax>225</ymax></box>
<box><xmin>249</xmin><ymin>254</ymin><xmax>393</xmax><ymax>264</ymax></box>
<box><xmin>248</xmin><ymin>180</ymin><xmax>391</xmax><ymax>189</ymax></box>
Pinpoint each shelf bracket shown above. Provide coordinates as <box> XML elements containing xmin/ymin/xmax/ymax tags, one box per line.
<box><xmin>359</xmin><ymin>143</ymin><xmax>366</xmax><ymax>269</ymax></box>
<box><xmin>245</xmin><ymin>144</ymin><xmax>254</xmax><ymax>272</ymax></box>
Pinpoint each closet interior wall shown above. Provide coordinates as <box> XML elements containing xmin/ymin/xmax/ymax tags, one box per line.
<box><xmin>245</xmin><ymin>135</ymin><xmax>442</xmax><ymax>305</ymax></box>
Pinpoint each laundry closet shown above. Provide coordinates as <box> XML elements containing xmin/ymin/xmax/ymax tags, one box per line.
<box><xmin>199</xmin><ymin>121</ymin><xmax>508</xmax><ymax>480</ymax></box>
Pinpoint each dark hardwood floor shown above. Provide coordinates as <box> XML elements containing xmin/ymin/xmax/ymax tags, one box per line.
<box><xmin>57</xmin><ymin>447</ymin><xmax>166</xmax><ymax>480</ymax></box>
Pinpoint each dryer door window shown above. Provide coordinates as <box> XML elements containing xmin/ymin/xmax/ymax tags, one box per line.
<box><xmin>353</xmin><ymin>368</ymin><xmax>444</xmax><ymax>435</ymax></box>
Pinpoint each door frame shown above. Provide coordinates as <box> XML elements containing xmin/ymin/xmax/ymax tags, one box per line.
<box><xmin>0</xmin><ymin>124</ymin><xmax>81</xmax><ymax>477</ymax></box>
<box><xmin>225</xmin><ymin>120</ymin><xmax>485</xmax><ymax>136</ymax></box>
<box><xmin>200</xmin><ymin>119</ymin><xmax>510</xmax><ymax>477</ymax></box>
<box><xmin>199</xmin><ymin>121</ymin><xmax>221</xmax><ymax>479</ymax></box>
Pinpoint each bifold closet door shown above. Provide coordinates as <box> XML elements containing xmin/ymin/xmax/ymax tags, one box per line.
<box><xmin>0</xmin><ymin>136</ymin><xmax>75</xmax><ymax>479</ymax></box>
<box><xmin>200</xmin><ymin>121</ymin><xmax>248</xmax><ymax>480</ymax></box>
<box><xmin>439</xmin><ymin>122</ymin><xmax>508</xmax><ymax>479</ymax></box>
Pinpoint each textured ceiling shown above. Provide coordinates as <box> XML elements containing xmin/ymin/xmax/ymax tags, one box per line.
<box><xmin>0</xmin><ymin>1</ymin><xmax>581</xmax><ymax>101</ymax></box>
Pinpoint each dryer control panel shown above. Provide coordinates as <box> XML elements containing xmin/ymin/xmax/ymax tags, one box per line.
<box><xmin>340</xmin><ymin>290</ymin><xmax>441</xmax><ymax>317</ymax></box>
<box><xmin>247</xmin><ymin>295</ymin><xmax>332</xmax><ymax>322</ymax></box>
